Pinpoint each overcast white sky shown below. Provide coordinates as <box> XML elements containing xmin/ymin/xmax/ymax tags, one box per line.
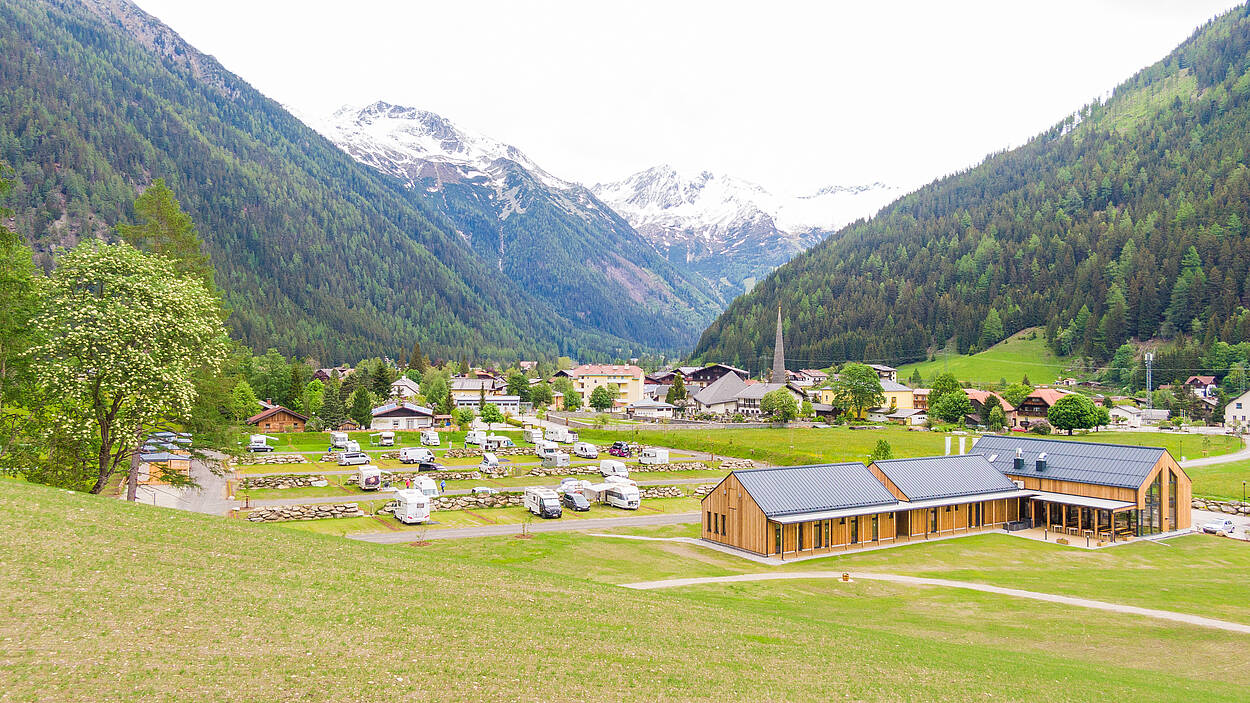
<box><xmin>133</xmin><ymin>0</ymin><xmax>1242</xmax><ymax>195</ymax></box>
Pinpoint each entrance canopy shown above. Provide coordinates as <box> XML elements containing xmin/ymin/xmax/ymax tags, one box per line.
<box><xmin>772</xmin><ymin>489</ymin><xmax>1035</xmax><ymax>524</ymax></box>
<box><xmin>1028</xmin><ymin>490</ymin><xmax>1136</xmax><ymax>512</ymax></box>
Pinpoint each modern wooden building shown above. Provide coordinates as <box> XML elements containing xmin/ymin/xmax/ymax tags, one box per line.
<box><xmin>968</xmin><ymin>435</ymin><xmax>1191</xmax><ymax>536</ymax></box>
<box><xmin>702</xmin><ymin>438</ymin><xmax>1191</xmax><ymax>558</ymax></box>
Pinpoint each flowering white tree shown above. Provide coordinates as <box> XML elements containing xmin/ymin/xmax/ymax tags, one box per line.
<box><xmin>31</xmin><ymin>240</ymin><xmax>228</xmax><ymax>494</ymax></box>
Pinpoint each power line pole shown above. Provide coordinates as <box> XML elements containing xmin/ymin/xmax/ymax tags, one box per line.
<box><xmin>1145</xmin><ymin>352</ymin><xmax>1154</xmax><ymax>410</ymax></box>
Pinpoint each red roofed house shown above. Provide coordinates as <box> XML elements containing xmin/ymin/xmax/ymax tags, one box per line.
<box><xmin>964</xmin><ymin>389</ymin><xmax>1016</xmax><ymax>426</ymax></box>
<box><xmin>1014</xmin><ymin>388</ymin><xmax>1071</xmax><ymax>428</ymax></box>
<box><xmin>246</xmin><ymin>405</ymin><xmax>308</xmax><ymax>433</ymax></box>
<box><xmin>1185</xmin><ymin>375</ymin><xmax>1218</xmax><ymax>399</ymax></box>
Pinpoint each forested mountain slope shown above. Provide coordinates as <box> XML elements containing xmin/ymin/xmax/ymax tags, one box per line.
<box><xmin>0</xmin><ymin>0</ymin><xmax>653</xmax><ymax>362</ymax></box>
<box><xmin>693</xmin><ymin>5</ymin><xmax>1250</xmax><ymax>371</ymax></box>
<box><xmin>312</xmin><ymin>103</ymin><xmax>721</xmax><ymax>347</ymax></box>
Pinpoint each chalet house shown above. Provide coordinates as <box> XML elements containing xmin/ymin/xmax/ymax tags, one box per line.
<box><xmin>912</xmin><ymin>389</ymin><xmax>930</xmax><ymax>411</ymax></box>
<box><xmin>1185</xmin><ymin>375</ymin><xmax>1218</xmax><ymax>399</ymax></box>
<box><xmin>370</xmin><ymin>402</ymin><xmax>434</xmax><ymax>430</ymax></box>
<box><xmin>797</xmin><ymin>369</ymin><xmax>829</xmax><ymax>384</ymax></box>
<box><xmin>312</xmin><ymin>365</ymin><xmax>353</xmax><ymax>382</ymax></box>
<box><xmin>866</xmin><ymin>364</ymin><xmax>898</xmax><ymax>382</ymax></box>
<box><xmin>964</xmin><ymin>389</ymin><xmax>1016</xmax><ymax>426</ymax></box>
<box><xmin>734</xmin><ymin>382</ymin><xmax>805</xmax><ymax>417</ymax></box>
<box><xmin>684</xmin><ymin>363</ymin><xmax>749</xmax><ymax>389</ymax></box>
<box><xmin>450</xmin><ymin>377</ymin><xmax>504</xmax><ymax>402</ymax></box>
<box><xmin>390</xmin><ymin>376</ymin><xmax>421</xmax><ymax>399</ymax></box>
<box><xmin>246</xmin><ymin>406</ymin><xmax>307</xmax><ymax>433</ymax></box>
<box><xmin>645</xmin><ymin>370</ymin><xmax>677</xmax><ymax>385</ymax></box>
<box><xmin>1014</xmin><ymin>388</ymin><xmax>1072</xmax><ymax>428</ymax></box>
<box><xmin>518</xmin><ymin>361</ymin><xmax>537</xmax><ymax>371</ymax></box>
<box><xmin>703</xmin><ymin>438</ymin><xmax>1191</xmax><ymax>558</ymax></box>
<box><xmin>1224</xmin><ymin>389</ymin><xmax>1250</xmax><ymax>428</ymax></box>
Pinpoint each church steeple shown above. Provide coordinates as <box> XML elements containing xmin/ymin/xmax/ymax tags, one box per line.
<box><xmin>771</xmin><ymin>306</ymin><xmax>786</xmax><ymax>384</ymax></box>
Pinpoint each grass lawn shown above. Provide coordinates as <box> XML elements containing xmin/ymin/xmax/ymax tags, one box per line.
<box><xmin>1059</xmin><ymin>430</ymin><xmax>1241</xmax><ymax>462</ymax></box>
<box><xmin>4</xmin><ymin>480</ymin><xmax>1247</xmax><ymax>699</ymax></box>
<box><xmin>1186</xmin><ymin>458</ymin><xmax>1250</xmax><ymax>500</ymax></box>
<box><xmin>898</xmin><ymin>327</ymin><xmax>1069</xmax><ymax>385</ymax></box>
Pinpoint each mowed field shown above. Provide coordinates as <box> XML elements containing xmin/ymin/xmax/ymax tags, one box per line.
<box><xmin>897</xmin><ymin>328</ymin><xmax>1068</xmax><ymax>385</ymax></box>
<box><xmin>576</xmin><ymin>426</ymin><xmax>1242</xmax><ymax>468</ymax></box>
<box><xmin>2</xmin><ymin>479</ymin><xmax>1248</xmax><ymax>701</ymax></box>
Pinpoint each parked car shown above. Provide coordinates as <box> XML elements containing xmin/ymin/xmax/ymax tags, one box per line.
<box><xmin>470</xmin><ymin>486</ymin><xmax>499</xmax><ymax>495</ymax></box>
<box><xmin>561</xmin><ymin>491</ymin><xmax>590</xmax><ymax>511</ymax></box>
<box><xmin>608</xmin><ymin>441</ymin><xmax>632</xmax><ymax>458</ymax></box>
<box><xmin>1202</xmin><ymin>518</ymin><xmax>1236</xmax><ymax>534</ymax></box>
<box><xmin>338</xmin><ymin>451</ymin><xmax>370</xmax><ymax>466</ymax></box>
<box><xmin>417</xmin><ymin>461</ymin><xmax>444</xmax><ymax>472</ymax></box>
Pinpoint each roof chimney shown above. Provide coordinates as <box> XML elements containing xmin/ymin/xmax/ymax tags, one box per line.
<box><xmin>1035</xmin><ymin>452</ymin><xmax>1047</xmax><ymax>472</ymax></box>
<box><xmin>1013</xmin><ymin>448</ymin><xmax>1023</xmax><ymax>472</ymax></box>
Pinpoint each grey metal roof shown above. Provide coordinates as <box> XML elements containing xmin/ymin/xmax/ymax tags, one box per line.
<box><xmin>733</xmin><ymin>463</ymin><xmax>897</xmax><ymax>517</ymax></box>
<box><xmin>692</xmin><ymin>371</ymin><xmax>747</xmax><ymax>407</ymax></box>
<box><xmin>968</xmin><ymin>435</ymin><xmax>1166</xmax><ymax>489</ymax></box>
<box><xmin>735</xmin><ymin>382</ymin><xmax>788</xmax><ymax>400</ymax></box>
<box><xmin>372</xmin><ymin>402</ymin><xmax>434</xmax><ymax>417</ymax></box>
<box><xmin>880</xmin><ymin>379</ymin><xmax>911</xmax><ymax>392</ymax></box>
<box><xmin>873</xmin><ymin>454</ymin><xmax>1018</xmax><ymax>501</ymax></box>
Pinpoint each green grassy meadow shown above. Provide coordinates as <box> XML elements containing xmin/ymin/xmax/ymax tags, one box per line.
<box><xmin>898</xmin><ymin>328</ymin><xmax>1069</xmax><ymax>385</ymax></box>
<box><xmin>5</xmin><ymin>478</ymin><xmax>1245</xmax><ymax>699</ymax></box>
<box><xmin>1186</xmin><ymin>458</ymin><xmax>1250</xmax><ymax>500</ymax></box>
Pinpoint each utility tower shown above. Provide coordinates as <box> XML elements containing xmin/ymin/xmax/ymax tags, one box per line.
<box><xmin>1145</xmin><ymin>352</ymin><xmax>1154</xmax><ymax>409</ymax></box>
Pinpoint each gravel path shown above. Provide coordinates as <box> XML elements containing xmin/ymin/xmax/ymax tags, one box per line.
<box><xmin>619</xmin><ymin>571</ymin><xmax>1250</xmax><ymax>634</ymax></box>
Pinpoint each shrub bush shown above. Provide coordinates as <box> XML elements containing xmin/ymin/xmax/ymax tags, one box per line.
<box><xmin>1028</xmin><ymin>421</ymin><xmax>1052</xmax><ymax>435</ymax></box>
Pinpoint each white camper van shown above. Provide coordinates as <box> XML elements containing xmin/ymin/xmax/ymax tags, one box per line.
<box><xmin>465</xmin><ymin>430</ymin><xmax>487</xmax><ymax>446</ymax></box>
<box><xmin>544</xmin><ymin>426</ymin><xmax>565</xmax><ymax>443</ymax></box>
<box><xmin>343</xmin><ymin>440</ymin><xmax>362</xmax><ymax>453</ymax></box>
<box><xmin>524</xmin><ymin>487</ymin><xmax>562</xmax><ymax>519</ymax></box>
<box><xmin>484</xmin><ymin>435</ymin><xmax>515</xmax><ymax>451</ymax></box>
<box><xmin>414</xmin><ymin>475</ymin><xmax>439</xmax><ymax>500</ymax></box>
<box><xmin>370</xmin><ymin>431</ymin><xmax>395</xmax><ymax>447</ymax></box>
<box><xmin>535</xmin><ymin>440</ymin><xmax>559</xmax><ymax>459</ymax></box>
<box><xmin>599</xmin><ymin>459</ymin><xmax>628</xmax><ymax>478</ymax></box>
<box><xmin>247</xmin><ymin>434</ymin><xmax>276</xmax><ymax>453</ymax></box>
<box><xmin>399</xmin><ymin>447</ymin><xmax>434</xmax><ymax>465</ymax></box>
<box><xmin>639</xmin><ymin>447</ymin><xmax>669</xmax><ymax>466</ymax></box>
<box><xmin>522</xmin><ymin>427</ymin><xmax>543</xmax><ymax>445</ymax></box>
<box><xmin>604</xmin><ymin>484</ymin><xmax>641</xmax><ymax>510</ymax></box>
<box><xmin>356</xmin><ymin>465</ymin><xmax>390</xmax><ymax>491</ymax></box>
<box><xmin>541</xmin><ymin>452</ymin><xmax>570</xmax><ymax>470</ymax></box>
<box><xmin>329</xmin><ymin>431</ymin><xmax>349</xmax><ymax>449</ymax></box>
<box><xmin>392</xmin><ymin>489</ymin><xmax>431</xmax><ymax>524</ymax></box>
<box><xmin>573</xmin><ymin>441</ymin><xmax>598</xmax><ymax>459</ymax></box>
<box><xmin>420</xmin><ymin>430</ymin><xmax>440</xmax><ymax>446</ymax></box>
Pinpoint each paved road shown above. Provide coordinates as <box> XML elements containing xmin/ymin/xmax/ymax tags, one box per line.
<box><xmin>348</xmin><ymin>511</ymin><xmax>700</xmax><ymax>544</ymax></box>
<box><xmin>619</xmin><ymin>571</ymin><xmax>1250</xmax><ymax>634</ymax></box>
<box><xmin>1193</xmin><ymin>508</ymin><xmax>1250</xmax><ymax>540</ymax></box>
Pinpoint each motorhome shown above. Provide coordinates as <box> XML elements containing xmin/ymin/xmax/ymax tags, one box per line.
<box><xmin>484</xmin><ymin>435</ymin><xmax>516</xmax><ymax>451</ymax></box>
<box><xmin>465</xmin><ymin>430</ymin><xmax>487</xmax><ymax>446</ymax></box>
<box><xmin>604</xmin><ymin>484</ymin><xmax>641</xmax><ymax>510</ymax></box>
<box><xmin>420</xmin><ymin>430</ymin><xmax>441</xmax><ymax>446</ymax></box>
<box><xmin>399</xmin><ymin>447</ymin><xmax>435</xmax><ymax>465</ymax></box>
<box><xmin>544</xmin><ymin>427</ymin><xmax>579</xmax><ymax>444</ymax></box>
<box><xmin>639</xmin><ymin>447</ymin><xmax>669</xmax><ymax>466</ymax></box>
<box><xmin>413</xmin><ymin>476</ymin><xmax>439</xmax><ymax>500</ymax></box>
<box><xmin>599</xmin><ymin>459</ymin><xmax>628</xmax><ymax>478</ymax></box>
<box><xmin>541</xmin><ymin>452</ymin><xmax>570</xmax><ymax>470</ymax></box>
<box><xmin>522</xmin><ymin>427</ymin><xmax>544</xmax><ymax>445</ymax></box>
<box><xmin>370</xmin><ymin>431</ymin><xmax>395</xmax><ymax>447</ymax></box>
<box><xmin>247</xmin><ymin>434</ymin><xmax>276</xmax><ymax>453</ymax></box>
<box><xmin>356</xmin><ymin>465</ymin><xmax>390</xmax><ymax>490</ymax></box>
<box><xmin>329</xmin><ymin>432</ymin><xmax>349</xmax><ymax>449</ymax></box>
<box><xmin>480</xmin><ymin>452</ymin><xmax>501</xmax><ymax>471</ymax></box>
<box><xmin>535</xmin><ymin>440</ymin><xmax>559</xmax><ymax>459</ymax></box>
<box><xmin>343</xmin><ymin>440</ymin><xmax>362</xmax><ymax>453</ymax></box>
<box><xmin>573</xmin><ymin>442</ymin><xmax>598</xmax><ymax>459</ymax></box>
<box><xmin>524</xmin><ymin>487</ymin><xmax>563</xmax><ymax>518</ymax></box>
<box><xmin>392</xmin><ymin>489</ymin><xmax>430</xmax><ymax>524</ymax></box>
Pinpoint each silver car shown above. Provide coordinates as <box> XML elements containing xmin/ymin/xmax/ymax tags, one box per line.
<box><xmin>1201</xmin><ymin>518</ymin><xmax>1236</xmax><ymax>534</ymax></box>
<box><xmin>337</xmin><ymin>451</ymin><xmax>370</xmax><ymax>466</ymax></box>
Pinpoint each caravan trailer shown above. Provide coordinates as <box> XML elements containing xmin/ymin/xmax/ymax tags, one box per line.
<box><xmin>370</xmin><ymin>431</ymin><xmax>395</xmax><ymax>447</ymax></box>
<box><xmin>414</xmin><ymin>476</ymin><xmax>439</xmax><ymax>500</ymax></box>
<box><xmin>356</xmin><ymin>465</ymin><xmax>391</xmax><ymax>491</ymax></box>
<box><xmin>392</xmin><ymin>489</ymin><xmax>431</xmax><ymax>524</ymax></box>
<box><xmin>465</xmin><ymin>430</ymin><xmax>487</xmax><ymax>446</ymax></box>
<box><xmin>420</xmin><ymin>430</ymin><xmax>441</xmax><ymax>446</ymax></box>
<box><xmin>541</xmin><ymin>452</ymin><xmax>570</xmax><ymax>470</ymax></box>
<box><xmin>524</xmin><ymin>487</ymin><xmax>563</xmax><ymax>519</ymax></box>
<box><xmin>480</xmin><ymin>453</ymin><xmax>501</xmax><ymax>472</ymax></box>
<box><xmin>605</xmin><ymin>484</ymin><xmax>641</xmax><ymax>510</ymax></box>
<box><xmin>484</xmin><ymin>435</ymin><xmax>516</xmax><ymax>451</ymax></box>
<box><xmin>522</xmin><ymin>427</ymin><xmax>544</xmax><ymax>445</ymax></box>
<box><xmin>535</xmin><ymin>440</ymin><xmax>559</xmax><ymax>460</ymax></box>
<box><xmin>573</xmin><ymin>442</ymin><xmax>598</xmax><ymax>459</ymax></box>
<box><xmin>329</xmin><ymin>432</ymin><xmax>350</xmax><ymax>449</ymax></box>
<box><xmin>638</xmin><ymin>447</ymin><xmax>669</xmax><ymax>466</ymax></box>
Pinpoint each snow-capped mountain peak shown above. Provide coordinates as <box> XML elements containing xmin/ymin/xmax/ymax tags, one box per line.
<box><xmin>305</xmin><ymin>101</ymin><xmax>571</xmax><ymax>192</ymax></box>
